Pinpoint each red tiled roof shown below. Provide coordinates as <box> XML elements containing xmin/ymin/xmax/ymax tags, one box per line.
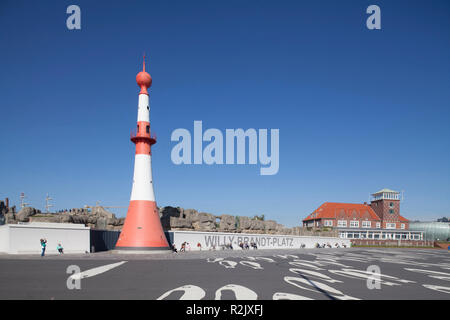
<box><xmin>303</xmin><ymin>202</ymin><xmax>381</xmax><ymax>222</ymax></box>
<box><xmin>398</xmin><ymin>215</ymin><xmax>409</xmax><ymax>222</ymax></box>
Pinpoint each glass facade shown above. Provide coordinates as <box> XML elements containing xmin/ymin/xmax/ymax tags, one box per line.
<box><xmin>408</xmin><ymin>222</ymin><xmax>450</xmax><ymax>241</ymax></box>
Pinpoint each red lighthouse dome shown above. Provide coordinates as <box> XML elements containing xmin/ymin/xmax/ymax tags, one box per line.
<box><xmin>136</xmin><ymin>56</ymin><xmax>152</xmax><ymax>94</ymax></box>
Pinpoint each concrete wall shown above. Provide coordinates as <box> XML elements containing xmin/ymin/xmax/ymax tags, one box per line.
<box><xmin>0</xmin><ymin>226</ymin><xmax>9</xmax><ymax>253</ymax></box>
<box><xmin>167</xmin><ymin>230</ymin><xmax>350</xmax><ymax>251</ymax></box>
<box><xmin>0</xmin><ymin>222</ymin><xmax>90</xmax><ymax>254</ymax></box>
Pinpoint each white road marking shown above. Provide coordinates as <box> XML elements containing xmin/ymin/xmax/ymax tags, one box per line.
<box><xmin>329</xmin><ymin>268</ymin><xmax>415</xmax><ymax>285</ymax></box>
<box><xmin>289</xmin><ymin>261</ymin><xmax>323</xmax><ymax>271</ymax></box>
<box><xmin>215</xmin><ymin>284</ymin><xmax>258</xmax><ymax>300</ymax></box>
<box><xmin>247</xmin><ymin>257</ymin><xmax>275</xmax><ymax>263</ymax></box>
<box><xmin>273</xmin><ymin>292</ymin><xmax>314</xmax><ymax>300</ymax></box>
<box><xmin>404</xmin><ymin>268</ymin><xmax>450</xmax><ymax>281</ymax></box>
<box><xmin>289</xmin><ymin>268</ymin><xmax>343</xmax><ymax>283</ymax></box>
<box><xmin>219</xmin><ymin>260</ymin><xmax>238</xmax><ymax>269</ymax></box>
<box><xmin>423</xmin><ymin>284</ymin><xmax>450</xmax><ymax>294</ymax></box>
<box><xmin>284</xmin><ymin>276</ymin><xmax>359</xmax><ymax>300</ymax></box>
<box><xmin>157</xmin><ymin>285</ymin><xmax>206</xmax><ymax>300</ymax></box>
<box><xmin>240</xmin><ymin>261</ymin><xmax>264</xmax><ymax>270</ymax></box>
<box><xmin>274</xmin><ymin>254</ymin><xmax>298</xmax><ymax>259</ymax></box>
<box><xmin>69</xmin><ymin>261</ymin><xmax>127</xmax><ymax>280</ymax></box>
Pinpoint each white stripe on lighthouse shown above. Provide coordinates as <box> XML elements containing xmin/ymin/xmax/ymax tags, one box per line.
<box><xmin>137</xmin><ymin>94</ymin><xmax>150</xmax><ymax>122</ymax></box>
<box><xmin>130</xmin><ymin>154</ymin><xmax>155</xmax><ymax>201</ymax></box>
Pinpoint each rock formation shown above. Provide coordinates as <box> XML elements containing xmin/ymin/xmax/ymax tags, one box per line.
<box><xmin>16</xmin><ymin>207</ymin><xmax>41</xmax><ymax>222</ymax></box>
<box><xmin>1</xmin><ymin>203</ymin><xmax>337</xmax><ymax>237</ymax></box>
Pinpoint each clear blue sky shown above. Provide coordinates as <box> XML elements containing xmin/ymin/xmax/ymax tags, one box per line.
<box><xmin>1</xmin><ymin>0</ymin><xmax>449</xmax><ymax>226</ymax></box>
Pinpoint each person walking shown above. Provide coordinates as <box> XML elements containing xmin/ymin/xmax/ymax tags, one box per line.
<box><xmin>57</xmin><ymin>243</ymin><xmax>64</xmax><ymax>254</ymax></box>
<box><xmin>40</xmin><ymin>238</ymin><xmax>47</xmax><ymax>257</ymax></box>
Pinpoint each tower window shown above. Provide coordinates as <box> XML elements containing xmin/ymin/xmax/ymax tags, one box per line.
<box><xmin>137</xmin><ymin>125</ymin><xmax>139</xmax><ymax>132</ymax></box>
<box><xmin>389</xmin><ymin>202</ymin><xmax>394</xmax><ymax>208</ymax></box>
<box><xmin>146</xmin><ymin>125</ymin><xmax>150</xmax><ymax>133</ymax></box>
<box><xmin>389</xmin><ymin>209</ymin><xmax>394</xmax><ymax>214</ymax></box>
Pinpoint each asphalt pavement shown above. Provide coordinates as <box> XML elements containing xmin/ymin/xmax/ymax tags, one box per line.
<box><xmin>0</xmin><ymin>248</ymin><xmax>449</xmax><ymax>300</ymax></box>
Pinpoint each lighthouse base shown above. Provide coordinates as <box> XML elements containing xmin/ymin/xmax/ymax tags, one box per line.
<box><xmin>114</xmin><ymin>200</ymin><xmax>171</xmax><ymax>251</ymax></box>
<box><xmin>111</xmin><ymin>248</ymin><xmax>171</xmax><ymax>254</ymax></box>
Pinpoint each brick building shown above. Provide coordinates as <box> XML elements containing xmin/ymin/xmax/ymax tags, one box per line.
<box><xmin>302</xmin><ymin>188</ymin><xmax>422</xmax><ymax>241</ymax></box>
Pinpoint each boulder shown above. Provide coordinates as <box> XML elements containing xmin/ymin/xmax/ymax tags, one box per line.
<box><xmin>238</xmin><ymin>217</ymin><xmax>265</xmax><ymax>233</ymax></box>
<box><xmin>170</xmin><ymin>217</ymin><xmax>192</xmax><ymax>229</ymax></box>
<box><xmin>264</xmin><ymin>220</ymin><xmax>278</xmax><ymax>234</ymax></box>
<box><xmin>71</xmin><ymin>215</ymin><xmax>89</xmax><ymax>224</ymax></box>
<box><xmin>29</xmin><ymin>215</ymin><xmax>61</xmax><ymax>223</ymax></box>
<box><xmin>87</xmin><ymin>216</ymin><xmax>98</xmax><ymax>224</ymax></box>
<box><xmin>95</xmin><ymin>217</ymin><xmax>108</xmax><ymax>230</ymax></box>
<box><xmin>16</xmin><ymin>207</ymin><xmax>40</xmax><ymax>222</ymax></box>
<box><xmin>5</xmin><ymin>212</ymin><xmax>16</xmax><ymax>224</ymax></box>
<box><xmin>91</xmin><ymin>206</ymin><xmax>114</xmax><ymax>219</ymax></box>
<box><xmin>107</xmin><ymin>217</ymin><xmax>119</xmax><ymax>226</ymax></box>
<box><xmin>60</xmin><ymin>215</ymin><xmax>72</xmax><ymax>223</ymax></box>
<box><xmin>160</xmin><ymin>206</ymin><xmax>182</xmax><ymax>229</ymax></box>
<box><xmin>182</xmin><ymin>209</ymin><xmax>198</xmax><ymax>220</ymax></box>
<box><xmin>192</xmin><ymin>212</ymin><xmax>216</xmax><ymax>231</ymax></box>
<box><xmin>218</xmin><ymin>215</ymin><xmax>237</xmax><ymax>232</ymax></box>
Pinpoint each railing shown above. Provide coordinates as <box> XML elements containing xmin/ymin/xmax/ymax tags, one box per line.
<box><xmin>130</xmin><ymin>130</ymin><xmax>157</xmax><ymax>142</ymax></box>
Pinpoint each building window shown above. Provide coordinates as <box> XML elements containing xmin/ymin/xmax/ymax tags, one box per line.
<box><xmin>389</xmin><ymin>202</ymin><xmax>394</xmax><ymax>208</ymax></box>
<box><xmin>389</xmin><ymin>209</ymin><xmax>394</xmax><ymax>214</ymax></box>
<box><xmin>376</xmin><ymin>222</ymin><xmax>381</xmax><ymax>228</ymax></box>
<box><xmin>337</xmin><ymin>220</ymin><xmax>347</xmax><ymax>227</ymax></box>
<box><xmin>362</xmin><ymin>221</ymin><xmax>371</xmax><ymax>228</ymax></box>
<box><xmin>350</xmin><ymin>220</ymin><xmax>359</xmax><ymax>228</ymax></box>
<box><xmin>386</xmin><ymin>223</ymin><xmax>396</xmax><ymax>229</ymax></box>
<box><xmin>324</xmin><ymin>220</ymin><xmax>333</xmax><ymax>227</ymax></box>
<box><xmin>137</xmin><ymin>125</ymin><xmax>140</xmax><ymax>132</ymax></box>
<box><xmin>400</xmin><ymin>223</ymin><xmax>405</xmax><ymax>229</ymax></box>
<box><xmin>146</xmin><ymin>125</ymin><xmax>150</xmax><ymax>133</ymax></box>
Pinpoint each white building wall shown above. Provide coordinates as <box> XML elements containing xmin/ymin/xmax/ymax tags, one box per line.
<box><xmin>0</xmin><ymin>226</ymin><xmax>9</xmax><ymax>253</ymax></box>
<box><xmin>0</xmin><ymin>222</ymin><xmax>90</xmax><ymax>254</ymax></box>
<box><xmin>169</xmin><ymin>230</ymin><xmax>350</xmax><ymax>251</ymax></box>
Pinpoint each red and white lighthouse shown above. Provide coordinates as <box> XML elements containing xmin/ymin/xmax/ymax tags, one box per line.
<box><xmin>114</xmin><ymin>57</ymin><xmax>170</xmax><ymax>252</ymax></box>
